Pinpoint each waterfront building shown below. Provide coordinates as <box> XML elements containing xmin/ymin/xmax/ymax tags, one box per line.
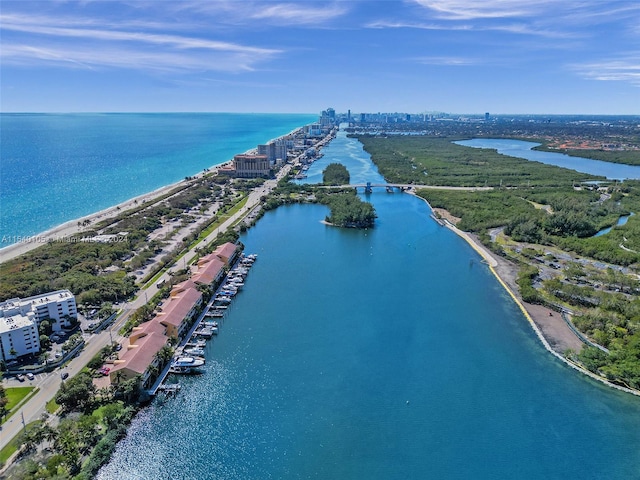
<box><xmin>257</xmin><ymin>140</ymin><xmax>288</xmax><ymax>165</ymax></box>
<box><xmin>111</xmin><ymin>280</ymin><xmax>203</xmax><ymax>384</ymax></box>
<box><xmin>230</xmin><ymin>154</ymin><xmax>271</xmax><ymax>178</ymax></box>
<box><xmin>110</xmin><ymin>321</ymin><xmax>167</xmax><ymax>385</ymax></box>
<box><xmin>156</xmin><ymin>280</ymin><xmax>203</xmax><ymax>339</ymax></box>
<box><xmin>213</xmin><ymin>242</ymin><xmax>239</xmax><ymax>266</ymax></box>
<box><xmin>191</xmin><ymin>254</ymin><xmax>226</xmax><ymax>289</ymax></box>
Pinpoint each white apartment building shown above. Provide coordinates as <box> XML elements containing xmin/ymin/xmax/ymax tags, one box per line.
<box><xmin>0</xmin><ymin>314</ymin><xmax>40</xmax><ymax>361</ymax></box>
<box><xmin>0</xmin><ymin>290</ymin><xmax>77</xmax><ymax>360</ymax></box>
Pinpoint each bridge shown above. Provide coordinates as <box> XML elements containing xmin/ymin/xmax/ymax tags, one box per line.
<box><xmin>335</xmin><ymin>183</ymin><xmax>493</xmax><ymax>193</ymax></box>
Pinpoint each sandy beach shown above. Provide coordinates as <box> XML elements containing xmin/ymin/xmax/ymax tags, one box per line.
<box><xmin>0</xmin><ymin>160</ymin><xmax>233</xmax><ymax>265</ymax></box>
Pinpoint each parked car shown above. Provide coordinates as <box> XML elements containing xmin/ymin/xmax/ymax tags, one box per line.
<box><xmin>16</xmin><ymin>374</ymin><xmax>25</xmax><ymax>382</ymax></box>
<box><xmin>26</xmin><ymin>372</ymin><xmax>35</xmax><ymax>381</ymax></box>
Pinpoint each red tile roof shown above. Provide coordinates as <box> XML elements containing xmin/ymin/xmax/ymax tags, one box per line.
<box><xmin>158</xmin><ymin>284</ymin><xmax>202</xmax><ymax>328</ymax></box>
<box><xmin>111</xmin><ymin>331</ymin><xmax>167</xmax><ymax>376</ymax></box>
<box><xmin>214</xmin><ymin>242</ymin><xmax>237</xmax><ymax>264</ymax></box>
<box><xmin>191</xmin><ymin>254</ymin><xmax>225</xmax><ymax>285</ymax></box>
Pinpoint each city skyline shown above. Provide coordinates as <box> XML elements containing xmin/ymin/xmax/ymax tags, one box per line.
<box><xmin>1</xmin><ymin>1</ymin><xmax>639</xmax><ymax>114</ymax></box>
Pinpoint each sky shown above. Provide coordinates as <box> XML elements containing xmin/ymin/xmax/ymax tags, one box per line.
<box><xmin>1</xmin><ymin>1</ymin><xmax>639</xmax><ymax>115</ymax></box>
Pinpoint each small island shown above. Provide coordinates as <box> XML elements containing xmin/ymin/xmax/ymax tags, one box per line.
<box><xmin>320</xmin><ymin>191</ymin><xmax>376</xmax><ymax>229</ymax></box>
<box><xmin>322</xmin><ymin>162</ymin><xmax>350</xmax><ymax>185</ymax></box>
<box><xmin>317</xmin><ymin>163</ymin><xmax>376</xmax><ymax>228</ymax></box>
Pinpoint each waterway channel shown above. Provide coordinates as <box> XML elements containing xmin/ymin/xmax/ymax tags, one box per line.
<box><xmin>98</xmin><ymin>129</ymin><xmax>640</xmax><ymax>480</ymax></box>
<box><xmin>455</xmin><ymin>138</ymin><xmax>640</xmax><ymax>180</ymax></box>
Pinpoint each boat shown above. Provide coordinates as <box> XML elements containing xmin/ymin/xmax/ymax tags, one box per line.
<box><xmin>194</xmin><ymin>327</ymin><xmax>214</xmax><ymax>338</ymax></box>
<box><xmin>184</xmin><ymin>347</ymin><xmax>205</xmax><ymax>357</ymax></box>
<box><xmin>206</xmin><ymin>310</ymin><xmax>225</xmax><ymax>317</ymax></box>
<box><xmin>173</xmin><ymin>356</ymin><xmax>205</xmax><ymax>367</ymax></box>
<box><xmin>170</xmin><ymin>356</ymin><xmax>205</xmax><ymax>374</ymax></box>
<box><xmin>203</xmin><ymin>320</ymin><xmax>219</xmax><ymax>328</ymax></box>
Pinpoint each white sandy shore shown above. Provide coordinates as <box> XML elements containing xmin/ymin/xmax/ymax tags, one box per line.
<box><xmin>0</xmin><ymin>124</ymin><xmax>313</xmax><ymax>265</ymax></box>
<box><xmin>0</xmin><ymin>160</ymin><xmax>232</xmax><ymax>265</ymax></box>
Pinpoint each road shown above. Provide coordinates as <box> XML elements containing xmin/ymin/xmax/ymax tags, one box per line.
<box><xmin>0</xmin><ymin>158</ymin><xmax>296</xmax><ymax>453</ymax></box>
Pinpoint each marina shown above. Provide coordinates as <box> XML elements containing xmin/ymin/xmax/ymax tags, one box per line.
<box><xmin>153</xmin><ymin>253</ymin><xmax>257</xmax><ymax>381</ymax></box>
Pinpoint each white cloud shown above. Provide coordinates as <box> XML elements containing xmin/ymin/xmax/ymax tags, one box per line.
<box><xmin>169</xmin><ymin>1</ymin><xmax>348</xmax><ymax>26</ymax></box>
<box><xmin>412</xmin><ymin>0</ymin><xmax>556</xmax><ymax>20</ymax></box>
<box><xmin>571</xmin><ymin>59</ymin><xmax>640</xmax><ymax>86</ymax></box>
<box><xmin>0</xmin><ymin>12</ymin><xmax>281</xmax><ymax>73</ymax></box>
<box><xmin>415</xmin><ymin>56</ymin><xmax>479</xmax><ymax>66</ymax></box>
<box><xmin>1</xmin><ymin>42</ymin><xmax>263</xmax><ymax>73</ymax></box>
<box><xmin>249</xmin><ymin>3</ymin><xmax>348</xmax><ymax>24</ymax></box>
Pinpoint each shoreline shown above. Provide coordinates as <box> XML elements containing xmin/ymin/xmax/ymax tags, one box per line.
<box><xmin>412</xmin><ymin>193</ymin><xmax>640</xmax><ymax>397</ymax></box>
<box><xmin>0</xmin><ymin>178</ymin><xmax>187</xmax><ymax>264</ymax></box>
<box><xmin>0</xmin><ymin>126</ymin><xmax>307</xmax><ymax>265</ymax></box>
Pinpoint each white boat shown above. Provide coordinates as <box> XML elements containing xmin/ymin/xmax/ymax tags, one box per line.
<box><xmin>173</xmin><ymin>356</ymin><xmax>205</xmax><ymax>367</ymax></box>
<box><xmin>170</xmin><ymin>356</ymin><xmax>205</xmax><ymax>373</ymax></box>
<box><xmin>203</xmin><ymin>320</ymin><xmax>219</xmax><ymax>328</ymax></box>
<box><xmin>184</xmin><ymin>347</ymin><xmax>205</xmax><ymax>357</ymax></box>
<box><xmin>194</xmin><ymin>327</ymin><xmax>214</xmax><ymax>338</ymax></box>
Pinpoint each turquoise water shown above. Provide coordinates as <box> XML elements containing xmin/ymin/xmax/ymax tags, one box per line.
<box><xmin>0</xmin><ymin>113</ymin><xmax>315</xmax><ymax>245</ymax></box>
<box><xmin>455</xmin><ymin>138</ymin><xmax>640</xmax><ymax>180</ymax></box>
<box><xmin>98</xmin><ymin>130</ymin><xmax>640</xmax><ymax>479</ymax></box>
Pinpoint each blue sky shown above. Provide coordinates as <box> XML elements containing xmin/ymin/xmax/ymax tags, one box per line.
<box><xmin>1</xmin><ymin>1</ymin><xmax>639</xmax><ymax>114</ymax></box>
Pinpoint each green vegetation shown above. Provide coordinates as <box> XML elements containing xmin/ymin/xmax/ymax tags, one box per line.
<box><xmin>0</xmin><ymin>174</ymin><xmax>230</xmax><ymax>305</ymax></box>
<box><xmin>317</xmin><ymin>190</ymin><xmax>376</xmax><ymax>228</ymax></box>
<box><xmin>322</xmin><ymin>163</ymin><xmax>350</xmax><ymax>185</ymax></box>
<box><xmin>0</xmin><ymin>420</ymin><xmax>43</xmax><ymax>468</ymax></box>
<box><xmin>358</xmin><ymin>132</ymin><xmax>640</xmax><ymax>390</ymax></box>
<box><xmin>5</xmin><ymin>386</ymin><xmax>35</xmax><ymax>412</ymax></box>
<box><xmin>10</xmin><ymin>369</ymin><xmax>141</xmax><ymax>478</ymax></box>
<box><xmin>356</xmin><ymin>135</ymin><xmax>603</xmax><ymax>187</ymax></box>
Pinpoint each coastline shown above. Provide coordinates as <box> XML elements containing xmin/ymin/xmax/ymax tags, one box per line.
<box><xmin>1</xmin><ymin>121</ymin><xmax>318</xmax><ymax>265</ymax></box>
<box><xmin>0</xmin><ymin>122</ymin><xmax>311</xmax><ymax>265</ymax></box>
<box><xmin>1</xmin><ymin>182</ymin><xmax>178</xmax><ymax>263</ymax></box>
<box><xmin>413</xmin><ymin>193</ymin><xmax>640</xmax><ymax>397</ymax></box>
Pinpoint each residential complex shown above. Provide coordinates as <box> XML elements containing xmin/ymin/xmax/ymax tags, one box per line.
<box><xmin>109</xmin><ymin>243</ymin><xmax>237</xmax><ymax>386</ymax></box>
<box><xmin>0</xmin><ymin>289</ymin><xmax>77</xmax><ymax>361</ymax></box>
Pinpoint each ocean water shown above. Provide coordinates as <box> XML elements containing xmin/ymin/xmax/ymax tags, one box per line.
<box><xmin>455</xmin><ymin>138</ymin><xmax>640</xmax><ymax>180</ymax></box>
<box><xmin>98</xmin><ymin>130</ymin><xmax>640</xmax><ymax>479</ymax></box>
<box><xmin>0</xmin><ymin>113</ymin><xmax>316</xmax><ymax>246</ymax></box>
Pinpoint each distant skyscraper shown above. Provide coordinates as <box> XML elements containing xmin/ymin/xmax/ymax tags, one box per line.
<box><xmin>485</xmin><ymin>112</ymin><xmax>490</xmax><ymax>121</ymax></box>
<box><xmin>347</xmin><ymin>109</ymin><xmax>351</xmax><ymax>122</ymax></box>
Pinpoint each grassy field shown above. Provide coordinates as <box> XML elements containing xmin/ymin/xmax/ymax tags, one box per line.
<box><xmin>5</xmin><ymin>386</ymin><xmax>34</xmax><ymax>411</ymax></box>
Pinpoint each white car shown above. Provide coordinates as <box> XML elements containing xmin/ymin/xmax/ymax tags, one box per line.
<box><xmin>26</xmin><ymin>372</ymin><xmax>35</xmax><ymax>380</ymax></box>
